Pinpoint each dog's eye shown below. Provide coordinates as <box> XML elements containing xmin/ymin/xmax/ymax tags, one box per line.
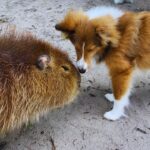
<box><xmin>69</xmin><ymin>32</ymin><xmax>76</xmax><ymax>42</ymax></box>
<box><xmin>87</xmin><ymin>49</ymin><xmax>93</xmax><ymax>52</ymax></box>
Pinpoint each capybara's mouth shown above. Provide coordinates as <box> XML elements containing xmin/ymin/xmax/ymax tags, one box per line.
<box><xmin>77</xmin><ymin>70</ymin><xmax>81</xmax><ymax>87</ymax></box>
<box><xmin>78</xmin><ymin>78</ymin><xmax>81</xmax><ymax>88</ymax></box>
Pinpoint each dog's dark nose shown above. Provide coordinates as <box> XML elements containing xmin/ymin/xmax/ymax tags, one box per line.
<box><xmin>78</xmin><ymin>68</ymin><xmax>86</xmax><ymax>74</ymax></box>
<box><xmin>55</xmin><ymin>24</ymin><xmax>60</xmax><ymax>30</ymax></box>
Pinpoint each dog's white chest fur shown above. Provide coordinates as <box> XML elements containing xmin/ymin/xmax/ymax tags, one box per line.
<box><xmin>86</xmin><ymin>6</ymin><xmax>124</xmax><ymax>20</ymax></box>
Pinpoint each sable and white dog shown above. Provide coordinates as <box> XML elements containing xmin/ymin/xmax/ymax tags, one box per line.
<box><xmin>55</xmin><ymin>6</ymin><xmax>150</xmax><ymax>120</ymax></box>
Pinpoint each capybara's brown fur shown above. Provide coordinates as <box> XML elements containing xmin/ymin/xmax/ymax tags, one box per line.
<box><xmin>0</xmin><ymin>27</ymin><xmax>80</xmax><ymax>135</ymax></box>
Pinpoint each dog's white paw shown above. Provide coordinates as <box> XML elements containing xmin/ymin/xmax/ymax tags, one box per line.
<box><xmin>104</xmin><ymin>110</ymin><xmax>124</xmax><ymax>121</ymax></box>
<box><xmin>105</xmin><ymin>93</ymin><xmax>114</xmax><ymax>102</ymax></box>
<box><xmin>114</xmin><ymin>0</ymin><xmax>124</xmax><ymax>4</ymax></box>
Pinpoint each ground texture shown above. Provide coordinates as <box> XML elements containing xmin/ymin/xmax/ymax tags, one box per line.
<box><xmin>0</xmin><ymin>0</ymin><xmax>150</xmax><ymax>150</ymax></box>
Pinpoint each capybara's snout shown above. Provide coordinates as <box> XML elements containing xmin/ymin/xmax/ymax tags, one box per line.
<box><xmin>72</xmin><ymin>64</ymin><xmax>81</xmax><ymax>88</ymax></box>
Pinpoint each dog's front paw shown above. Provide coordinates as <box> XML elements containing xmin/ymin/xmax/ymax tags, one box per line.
<box><xmin>105</xmin><ymin>93</ymin><xmax>114</xmax><ymax>102</ymax></box>
<box><xmin>103</xmin><ymin>110</ymin><xmax>123</xmax><ymax>121</ymax></box>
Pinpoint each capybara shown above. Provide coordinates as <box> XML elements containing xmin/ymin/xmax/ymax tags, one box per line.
<box><xmin>0</xmin><ymin>26</ymin><xmax>80</xmax><ymax>135</ymax></box>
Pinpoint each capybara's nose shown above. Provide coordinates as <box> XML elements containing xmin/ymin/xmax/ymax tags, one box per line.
<box><xmin>78</xmin><ymin>68</ymin><xmax>86</xmax><ymax>74</ymax></box>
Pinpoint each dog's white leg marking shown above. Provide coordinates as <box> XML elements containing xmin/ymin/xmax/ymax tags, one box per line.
<box><xmin>105</xmin><ymin>93</ymin><xmax>114</xmax><ymax>102</ymax></box>
<box><xmin>104</xmin><ymin>88</ymin><xmax>131</xmax><ymax>121</ymax></box>
<box><xmin>114</xmin><ymin>0</ymin><xmax>124</xmax><ymax>4</ymax></box>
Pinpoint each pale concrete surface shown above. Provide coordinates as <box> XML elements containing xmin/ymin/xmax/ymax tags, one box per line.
<box><xmin>0</xmin><ymin>0</ymin><xmax>150</xmax><ymax>150</ymax></box>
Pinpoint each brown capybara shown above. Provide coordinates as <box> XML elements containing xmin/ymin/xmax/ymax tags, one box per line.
<box><xmin>0</xmin><ymin>27</ymin><xmax>80</xmax><ymax>135</ymax></box>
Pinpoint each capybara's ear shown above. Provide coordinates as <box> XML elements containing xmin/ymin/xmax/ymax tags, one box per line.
<box><xmin>91</xmin><ymin>16</ymin><xmax>120</xmax><ymax>47</ymax></box>
<box><xmin>55</xmin><ymin>10</ymin><xmax>88</xmax><ymax>36</ymax></box>
<box><xmin>36</xmin><ymin>55</ymin><xmax>50</xmax><ymax>70</ymax></box>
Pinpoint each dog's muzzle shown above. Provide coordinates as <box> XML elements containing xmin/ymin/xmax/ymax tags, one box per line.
<box><xmin>76</xmin><ymin>58</ymin><xmax>87</xmax><ymax>74</ymax></box>
<box><xmin>78</xmin><ymin>68</ymin><xmax>86</xmax><ymax>74</ymax></box>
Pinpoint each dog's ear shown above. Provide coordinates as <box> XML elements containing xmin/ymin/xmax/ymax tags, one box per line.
<box><xmin>36</xmin><ymin>55</ymin><xmax>51</xmax><ymax>70</ymax></box>
<box><xmin>55</xmin><ymin>10</ymin><xmax>88</xmax><ymax>39</ymax></box>
<box><xmin>92</xmin><ymin>16</ymin><xmax>120</xmax><ymax>47</ymax></box>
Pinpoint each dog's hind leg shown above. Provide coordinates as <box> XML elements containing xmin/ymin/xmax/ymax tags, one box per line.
<box><xmin>104</xmin><ymin>68</ymin><xmax>133</xmax><ymax>120</ymax></box>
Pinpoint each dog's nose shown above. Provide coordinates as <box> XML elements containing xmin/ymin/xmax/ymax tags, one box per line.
<box><xmin>78</xmin><ymin>68</ymin><xmax>86</xmax><ymax>74</ymax></box>
<box><xmin>55</xmin><ymin>24</ymin><xmax>60</xmax><ymax>30</ymax></box>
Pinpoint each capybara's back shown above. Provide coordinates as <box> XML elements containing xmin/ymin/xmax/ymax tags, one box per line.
<box><xmin>0</xmin><ymin>27</ymin><xmax>80</xmax><ymax>135</ymax></box>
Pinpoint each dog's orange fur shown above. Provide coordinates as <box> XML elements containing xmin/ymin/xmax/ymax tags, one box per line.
<box><xmin>56</xmin><ymin>10</ymin><xmax>150</xmax><ymax>100</ymax></box>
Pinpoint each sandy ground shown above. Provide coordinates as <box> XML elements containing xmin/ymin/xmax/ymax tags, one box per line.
<box><xmin>0</xmin><ymin>0</ymin><xmax>150</xmax><ymax>150</ymax></box>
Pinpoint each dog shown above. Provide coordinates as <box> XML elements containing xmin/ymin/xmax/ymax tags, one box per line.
<box><xmin>55</xmin><ymin>6</ymin><xmax>150</xmax><ymax>120</ymax></box>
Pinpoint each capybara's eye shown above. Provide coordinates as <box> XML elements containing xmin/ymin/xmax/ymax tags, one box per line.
<box><xmin>61</xmin><ymin>65</ymin><xmax>70</xmax><ymax>71</ymax></box>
